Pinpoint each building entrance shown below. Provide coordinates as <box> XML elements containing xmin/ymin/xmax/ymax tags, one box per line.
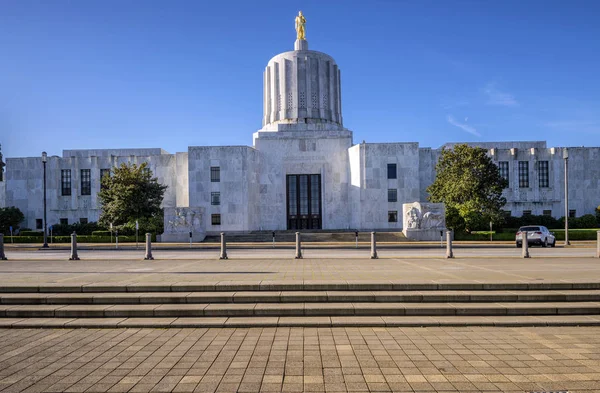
<box><xmin>286</xmin><ymin>174</ymin><xmax>322</xmax><ymax>230</ymax></box>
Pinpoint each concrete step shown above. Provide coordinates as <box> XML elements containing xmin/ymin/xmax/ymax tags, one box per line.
<box><xmin>1</xmin><ymin>315</ymin><xmax>600</xmax><ymax>328</ymax></box>
<box><xmin>2</xmin><ymin>281</ymin><xmax>600</xmax><ymax>293</ymax></box>
<box><xmin>1</xmin><ymin>302</ymin><xmax>599</xmax><ymax>318</ymax></box>
<box><xmin>3</xmin><ymin>290</ymin><xmax>600</xmax><ymax>305</ymax></box>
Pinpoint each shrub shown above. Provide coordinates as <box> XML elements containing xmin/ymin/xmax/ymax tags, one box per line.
<box><xmin>19</xmin><ymin>231</ymin><xmax>43</xmax><ymax>237</ymax></box>
<box><xmin>92</xmin><ymin>231</ymin><xmax>111</xmax><ymax>237</ymax></box>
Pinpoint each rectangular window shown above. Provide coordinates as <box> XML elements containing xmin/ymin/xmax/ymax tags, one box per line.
<box><xmin>498</xmin><ymin>161</ymin><xmax>509</xmax><ymax>185</ymax></box>
<box><xmin>211</xmin><ymin>214</ymin><xmax>221</xmax><ymax>225</ymax></box>
<box><xmin>543</xmin><ymin>210</ymin><xmax>552</xmax><ymax>216</ymax></box>
<box><xmin>210</xmin><ymin>167</ymin><xmax>220</xmax><ymax>182</ymax></box>
<box><xmin>79</xmin><ymin>218</ymin><xmax>88</xmax><ymax>224</ymax></box>
<box><xmin>211</xmin><ymin>192</ymin><xmax>220</xmax><ymax>205</ymax></box>
<box><xmin>387</xmin><ymin>163</ymin><xmax>397</xmax><ymax>179</ymax></box>
<box><xmin>569</xmin><ymin>209</ymin><xmax>576</xmax><ymax>218</ymax></box>
<box><xmin>501</xmin><ymin>210</ymin><xmax>511</xmax><ymax>218</ymax></box>
<box><xmin>518</xmin><ymin>161</ymin><xmax>529</xmax><ymax>188</ymax></box>
<box><xmin>388</xmin><ymin>211</ymin><xmax>398</xmax><ymax>223</ymax></box>
<box><xmin>81</xmin><ymin>169</ymin><xmax>91</xmax><ymax>196</ymax></box>
<box><xmin>61</xmin><ymin>169</ymin><xmax>72</xmax><ymax>196</ymax></box>
<box><xmin>60</xmin><ymin>218</ymin><xmax>68</xmax><ymax>225</ymax></box>
<box><xmin>523</xmin><ymin>210</ymin><xmax>532</xmax><ymax>216</ymax></box>
<box><xmin>388</xmin><ymin>189</ymin><xmax>397</xmax><ymax>202</ymax></box>
<box><xmin>100</xmin><ymin>169</ymin><xmax>111</xmax><ymax>189</ymax></box>
<box><xmin>36</xmin><ymin>219</ymin><xmax>43</xmax><ymax>230</ymax></box>
<box><xmin>143</xmin><ymin>167</ymin><xmax>151</xmax><ymax>177</ymax></box>
<box><xmin>538</xmin><ymin>161</ymin><xmax>549</xmax><ymax>188</ymax></box>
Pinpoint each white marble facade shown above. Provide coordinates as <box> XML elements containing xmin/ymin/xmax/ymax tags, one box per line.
<box><xmin>1</xmin><ymin>37</ymin><xmax>600</xmax><ymax>238</ymax></box>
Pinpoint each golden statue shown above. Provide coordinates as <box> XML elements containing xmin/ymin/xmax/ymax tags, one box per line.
<box><xmin>295</xmin><ymin>11</ymin><xmax>306</xmax><ymax>40</ymax></box>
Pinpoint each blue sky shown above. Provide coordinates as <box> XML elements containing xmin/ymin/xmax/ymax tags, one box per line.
<box><xmin>2</xmin><ymin>0</ymin><xmax>600</xmax><ymax>159</ymax></box>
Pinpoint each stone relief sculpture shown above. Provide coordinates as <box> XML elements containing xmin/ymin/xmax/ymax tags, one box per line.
<box><xmin>166</xmin><ymin>207</ymin><xmax>201</xmax><ymax>232</ymax></box>
<box><xmin>402</xmin><ymin>202</ymin><xmax>446</xmax><ymax>235</ymax></box>
<box><xmin>295</xmin><ymin>11</ymin><xmax>306</xmax><ymax>40</ymax></box>
<box><xmin>162</xmin><ymin>206</ymin><xmax>206</xmax><ymax>242</ymax></box>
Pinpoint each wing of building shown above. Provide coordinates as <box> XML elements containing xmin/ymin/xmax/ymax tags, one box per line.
<box><xmin>1</xmin><ymin>32</ymin><xmax>599</xmax><ymax>239</ymax></box>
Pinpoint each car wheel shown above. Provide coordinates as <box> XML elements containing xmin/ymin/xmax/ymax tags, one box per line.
<box><xmin>543</xmin><ymin>239</ymin><xmax>548</xmax><ymax>248</ymax></box>
<box><xmin>551</xmin><ymin>239</ymin><xmax>556</xmax><ymax>247</ymax></box>
<box><xmin>516</xmin><ymin>242</ymin><xmax>520</xmax><ymax>248</ymax></box>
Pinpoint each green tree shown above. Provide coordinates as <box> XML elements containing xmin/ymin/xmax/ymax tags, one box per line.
<box><xmin>0</xmin><ymin>206</ymin><xmax>25</xmax><ymax>234</ymax></box>
<box><xmin>98</xmin><ymin>163</ymin><xmax>167</xmax><ymax>233</ymax></box>
<box><xmin>427</xmin><ymin>144</ymin><xmax>508</xmax><ymax>232</ymax></box>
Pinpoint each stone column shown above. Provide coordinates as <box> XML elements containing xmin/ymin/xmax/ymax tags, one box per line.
<box><xmin>522</xmin><ymin>231</ymin><xmax>530</xmax><ymax>258</ymax></box>
<box><xmin>69</xmin><ymin>232</ymin><xmax>80</xmax><ymax>261</ymax></box>
<box><xmin>370</xmin><ymin>232</ymin><xmax>378</xmax><ymax>259</ymax></box>
<box><xmin>446</xmin><ymin>230</ymin><xmax>454</xmax><ymax>259</ymax></box>
<box><xmin>144</xmin><ymin>233</ymin><xmax>154</xmax><ymax>260</ymax></box>
<box><xmin>219</xmin><ymin>232</ymin><xmax>228</xmax><ymax>260</ymax></box>
<box><xmin>295</xmin><ymin>232</ymin><xmax>303</xmax><ymax>259</ymax></box>
<box><xmin>0</xmin><ymin>234</ymin><xmax>7</xmax><ymax>260</ymax></box>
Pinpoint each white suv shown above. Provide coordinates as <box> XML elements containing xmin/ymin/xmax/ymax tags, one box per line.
<box><xmin>515</xmin><ymin>226</ymin><xmax>556</xmax><ymax>248</ymax></box>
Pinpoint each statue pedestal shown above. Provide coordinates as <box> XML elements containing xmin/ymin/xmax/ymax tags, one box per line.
<box><xmin>294</xmin><ymin>39</ymin><xmax>308</xmax><ymax>51</ymax></box>
<box><xmin>404</xmin><ymin>228</ymin><xmax>447</xmax><ymax>242</ymax></box>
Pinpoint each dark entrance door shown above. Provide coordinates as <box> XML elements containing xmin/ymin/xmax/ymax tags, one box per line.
<box><xmin>286</xmin><ymin>174</ymin><xmax>322</xmax><ymax>230</ymax></box>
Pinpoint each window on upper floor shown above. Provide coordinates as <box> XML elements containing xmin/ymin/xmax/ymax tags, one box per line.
<box><xmin>211</xmin><ymin>167</ymin><xmax>220</xmax><ymax>182</ymax></box>
<box><xmin>388</xmin><ymin>189</ymin><xmax>397</xmax><ymax>202</ymax></box>
<box><xmin>387</xmin><ymin>163</ymin><xmax>397</xmax><ymax>179</ymax></box>
<box><xmin>388</xmin><ymin>211</ymin><xmax>398</xmax><ymax>223</ymax></box>
<box><xmin>81</xmin><ymin>169</ymin><xmax>91</xmax><ymax>196</ymax></box>
<box><xmin>211</xmin><ymin>192</ymin><xmax>220</xmax><ymax>206</ymax></box>
<box><xmin>211</xmin><ymin>214</ymin><xmax>221</xmax><ymax>225</ymax></box>
<box><xmin>518</xmin><ymin>161</ymin><xmax>529</xmax><ymax>188</ymax></box>
<box><xmin>498</xmin><ymin>161</ymin><xmax>509</xmax><ymax>186</ymax></box>
<box><xmin>538</xmin><ymin>161</ymin><xmax>549</xmax><ymax>188</ymax></box>
<box><xmin>61</xmin><ymin>169</ymin><xmax>72</xmax><ymax>196</ymax></box>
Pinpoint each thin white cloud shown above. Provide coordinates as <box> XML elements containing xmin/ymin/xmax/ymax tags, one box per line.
<box><xmin>484</xmin><ymin>83</ymin><xmax>518</xmax><ymax>107</ymax></box>
<box><xmin>447</xmin><ymin>115</ymin><xmax>481</xmax><ymax>137</ymax></box>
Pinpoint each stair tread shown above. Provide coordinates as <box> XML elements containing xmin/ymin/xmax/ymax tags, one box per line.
<box><xmin>1</xmin><ymin>314</ymin><xmax>599</xmax><ymax>328</ymax></box>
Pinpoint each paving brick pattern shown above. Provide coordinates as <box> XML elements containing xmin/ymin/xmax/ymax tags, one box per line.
<box><xmin>0</xmin><ymin>327</ymin><xmax>598</xmax><ymax>392</ymax></box>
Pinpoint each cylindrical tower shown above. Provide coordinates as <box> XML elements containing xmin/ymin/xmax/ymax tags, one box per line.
<box><xmin>262</xmin><ymin>39</ymin><xmax>343</xmax><ymax>129</ymax></box>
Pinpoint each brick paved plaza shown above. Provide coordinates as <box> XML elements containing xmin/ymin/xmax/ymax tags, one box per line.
<box><xmin>0</xmin><ymin>326</ymin><xmax>599</xmax><ymax>393</ymax></box>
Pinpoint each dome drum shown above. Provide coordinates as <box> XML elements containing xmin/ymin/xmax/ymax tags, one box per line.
<box><xmin>262</xmin><ymin>49</ymin><xmax>343</xmax><ymax>129</ymax></box>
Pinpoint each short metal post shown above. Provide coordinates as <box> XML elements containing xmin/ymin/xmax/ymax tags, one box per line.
<box><xmin>596</xmin><ymin>231</ymin><xmax>600</xmax><ymax>258</ymax></box>
<box><xmin>295</xmin><ymin>232</ymin><xmax>302</xmax><ymax>259</ymax></box>
<box><xmin>69</xmin><ymin>232</ymin><xmax>80</xmax><ymax>260</ymax></box>
<box><xmin>370</xmin><ymin>232</ymin><xmax>378</xmax><ymax>259</ymax></box>
<box><xmin>522</xmin><ymin>230</ymin><xmax>530</xmax><ymax>258</ymax></box>
<box><xmin>446</xmin><ymin>230</ymin><xmax>454</xmax><ymax>258</ymax></box>
<box><xmin>272</xmin><ymin>231</ymin><xmax>275</xmax><ymax>249</ymax></box>
<box><xmin>115</xmin><ymin>230</ymin><xmax>118</xmax><ymax>249</ymax></box>
<box><xmin>144</xmin><ymin>233</ymin><xmax>154</xmax><ymax>260</ymax></box>
<box><xmin>219</xmin><ymin>232</ymin><xmax>228</xmax><ymax>260</ymax></box>
<box><xmin>355</xmin><ymin>231</ymin><xmax>359</xmax><ymax>249</ymax></box>
<box><xmin>0</xmin><ymin>234</ymin><xmax>7</xmax><ymax>260</ymax></box>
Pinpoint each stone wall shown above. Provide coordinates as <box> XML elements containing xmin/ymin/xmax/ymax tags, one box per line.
<box><xmin>3</xmin><ymin>150</ymin><xmax>177</xmax><ymax>230</ymax></box>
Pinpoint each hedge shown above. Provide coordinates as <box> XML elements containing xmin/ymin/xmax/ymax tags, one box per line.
<box><xmin>19</xmin><ymin>231</ymin><xmax>43</xmax><ymax>237</ymax></box>
<box><xmin>5</xmin><ymin>234</ymin><xmax>156</xmax><ymax>243</ymax></box>
<box><xmin>91</xmin><ymin>231</ymin><xmax>112</xmax><ymax>237</ymax></box>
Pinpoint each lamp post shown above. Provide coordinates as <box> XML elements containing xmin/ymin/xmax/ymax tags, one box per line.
<box><xmin>42</xmin><ymin>151</ymin><xmax>49</xmax><ymax>248</ymax></box>
<box><xmin>563</xmin><ymin>148</ymin><xmax>570</xmax><ymax>246</ymax></box>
